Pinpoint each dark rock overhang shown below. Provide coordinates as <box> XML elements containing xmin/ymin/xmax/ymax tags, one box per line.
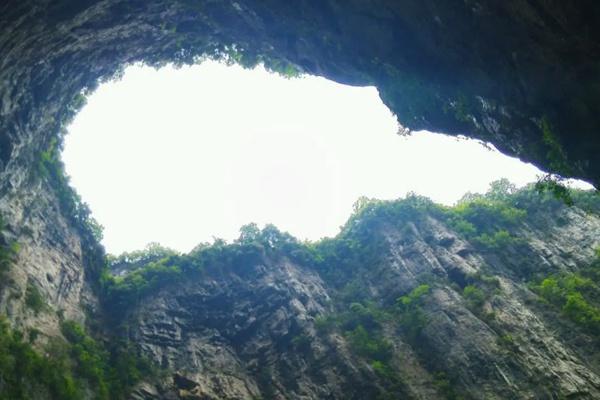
<box><xmin>1</xmin><ymin>0</ymin><xmax>598</xmax><ymax>187</ymax></box>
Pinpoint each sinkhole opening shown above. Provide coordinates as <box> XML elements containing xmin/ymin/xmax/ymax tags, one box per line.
<box><xmin>61</xmin><ymin>60</ymin><xmax>567</xmax><ymax>255</ymax></box>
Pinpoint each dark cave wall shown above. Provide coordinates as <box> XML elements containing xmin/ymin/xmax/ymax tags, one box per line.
<box><xmin>1</xmin><ymin>0</ymin><xmax>599</xmax><ymax>194</ymax></box>
<box><xmin>0</xmin><ymin>2</ymin><xmax>599</xmax><ymax>396</ymax></box>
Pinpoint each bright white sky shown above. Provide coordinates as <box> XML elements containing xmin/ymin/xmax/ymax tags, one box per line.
<box><xmin>62</xmin><ymin>61</ymin><xmax>587</xmax><ymax>254</ymax></box>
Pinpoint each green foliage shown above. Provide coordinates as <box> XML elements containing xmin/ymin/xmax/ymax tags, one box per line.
<box><xmin>314</xmin><ymin>300</ymin><xmax>395</xmax><ymax>373</ymax></box>
<box><xmin>496</xmin><ymin>334</ymin><xmax>518</xmax><ymax>352</ymax></box>
<box><xmin>60</xmin><ymin>321</ymin><xmax>153</xmax><ymax>400</ymax></box>
<box><xmin>432</xmin><ymin>371</ymin><xmax>464</xmax><ymax>400</ymax></box>
<box><xmin>535</xmin><ymin>175</ymin><xmax>574</xmax><ymax>206</ymax></box>
<box><xmin>444</xmin><ymin>180</ymin><xmax>528</xmax><ymax>250</ymax></box>
<box><xmin>308</xmin><ymin>194</ymin><xmax>439</xmax><ymax>285</ymax></box>
<box><xmin>371</xmin><ymin>360</ymin><xmax>393</xmax><ymax>377</ymax></box>
<box><xmin>35</xmin><ymin>91</ymin><xmax>106</xmax><ymax>286</ymax></box>
<box><xmin>462</xmin><ymin>285</ymin><xmax>486</xmax><ymax>309</ymax></box>
<box><xmin>95</xmin><ymin>179</ymin><xmax>598</xmax><ymax>324</ymax></box>
<box><xmin>397</xmin><ymin>284</ymin><xmax>430</xmax><ymax>308</ymax></box>
<box><xmin>316</xmin><ymin>301</ymin><xmax>389</xmax><ymax>335</ymax></box>
<box><xmin>25</xmin><ymin>283</ymin><xmax>47</xmax><ymax>315</ymax></box>
<box><xmin>314</xmin><ymin>315</ymin><xmax>333</xmax><ymax>333</ymax></box>
<box><xmin>540</xmin><ymin>117</ymin><xmax>572</xmax><ymax>176</ymax></box>
<box><xmin>450</xmin><ymin>197</ymin><xmax>525</xmax><ymax>231</ymax></box>
<box><xmin>314</xmin><ymin>295</ymin><xmax>408</xmax><ymax>397</ymax></box>
<box><xmin>531</xmin><ymin>264</ymin><xmax>600</xmax><ymax>335</ymax></box>
<box><xmin>396</xmin><ymin>285</ymin><xmax>430</xmax><ymax>343</ymax></box>
<box><xmin>102</xmin><ymin>261</ymin><xmax>183</xmax><ymax>319</ymax></box>
<box><xmin>472</xmin><ymin>229</ymin><xmax>516</xmax><ymax>249</ymax></box>
<box><xmin>61</xmin><ymin>321</ymin><xmax>110</xmax><ymax>398</ymax></box>
<box><xmin>103</xmin><ymin>242</ymin><xmax>184</xmax><ymax>317</ymax></box>
<box><xmin>0</xmin><ymin>318</ymin><xmax>146</xmax><ymax>399</ymax></box>
<box><xmin>372</xmin><ymin>360</ymin><xmax>410</xmax><ymax>399</ymax></box>
<box><xmin>461</xmin><ymin>275</ymin><xmax>501</xmax><ymax>322</ymax></box>
<box><xmin>450</xmin><ymin>219</ymin><xmax>477</xmax><ymax>237</ymax></box>
<box><xmin>561</xmin><ymin>292</ymin><xmax>600</xmax><ymax>331</ymax></box>
<box><xmin>346</xmin><ymin>325</ymin><xmax>393</xmax><ymax>362</ymax></box>
<box><xmin>468</xmin><ymin>272</ymin><xmax>501</xmax><ymax>288</ymax></box>
<box><xmin>216</xmin><ymin>44</ymin><xmax>302</xmax><ymax>78</ymax></box>
<box><xmin>571</xmin><ymin>189</ymin><xmax>600</xmax><ymax>215</ymax></box>
<box><xmin>100</xmin><ymin>224</ymin><xmax>313</xmax><ymax>320</ymax></box>
<box><xmin>28</xmin><ymin>328</ymin><xmax>41</xmax><ymax>344</ymax></box>
<box><xmin>158</xmin><ymin>20</ymin><xmax>303</xmax><ymax>79</ymax></box>
<box><xmin>0</xmin><ymin>317</ymin><xmax>80</xmax><ymax>400</ymax></box>
<box><xmin>39</xmin><ymin>146</ymin><xmax>104</xmax><ymax>243</ymax></box>
<box><xmin>108</xmin><ymin>242</ymin><xmax>178</xmax><ymax>271</ymax></box>
<box><xmin>0</xmin><ymin>216</ymin><xmax>19</xmax><ymax>279</ymax></box>
<box><xmin>337</xmin><ymin>281</ymin><xmax>371</xmax><ymax>304</ymax></box>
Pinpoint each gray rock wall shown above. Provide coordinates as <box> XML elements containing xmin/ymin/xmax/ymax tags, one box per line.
<box><xmin>124</xmin><ymin>206</ymin><xmax>600</xmax><ymax>399</ymax></box>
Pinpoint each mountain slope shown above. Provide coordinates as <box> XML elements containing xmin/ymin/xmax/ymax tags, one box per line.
<box><xmin>98</xmin><ymin>186</ymin><xmax>600</xmax><ymax>399</ymax></box>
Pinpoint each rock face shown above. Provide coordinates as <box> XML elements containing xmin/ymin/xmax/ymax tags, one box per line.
<box><xmin>0</xmin><ymin>157</ymin><xmax>599</xmax><ymax>399</ymax></box>
<box><xmin>118</xmin><ymin>203</ymin><xmax>600</xmax><ymax>400</ymax></box>
<box><xmin>129</xmin><ymin>260</ymin><xmax>370</xmax><ymax>399</ymax></box>
<box><xmin>0</xmin><ymin>161</ymin><xmax>98</xmax><ymax>343</ymax></box>
<box><xmin>1</xmin><ymin>2</ymin><xmax>600</xmax><ymax>398</ymax></box>
<box><xmin>0</xmin><ymin>0</ymin><xmax>599</xmax><ymax>187</ymax></box>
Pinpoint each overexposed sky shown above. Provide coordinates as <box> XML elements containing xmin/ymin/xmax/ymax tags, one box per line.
<box><xmin>63</xmin><ymin>61</ymin><xmax>574</xmax><ymax>254</ymax></box>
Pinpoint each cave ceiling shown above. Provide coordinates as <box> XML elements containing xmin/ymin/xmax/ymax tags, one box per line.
<box><xmin>0</xmin><ymin>0</ymin><xmax>599</xmax><ymax>187</ymax></box>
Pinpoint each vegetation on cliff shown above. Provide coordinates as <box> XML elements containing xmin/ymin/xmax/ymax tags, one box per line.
<box><xmin>2</xmin><ymin>179</ymin><xmax>597</xmax><ymax>399</ymax></box>
<box><xmin>99</xmin><ymin>181</ymin><xmax>599</xmax><ymax>319</ymax></box>
<box><xmin>0</xmin><ymin>317</ymin><xmax>151</xmax><ymax>400</ymax></box>
<box><xmin>531</xmin><ymin>248</ymin><xmax>600</xmax><ymax>334</ymax></box>
<box><xmin>0</xmin><ymin>216</ymin><xmax>19</xmax><ymax>279</ymax></box>
<box><xmin>92</xmin><ymin>181</ymin><xmax>598</xmax><ymax>398</ymax></box>
<box><xmin>0</xmin><ymin>217</ymin><xmax>150</xmax><ymax>400</ymax></box>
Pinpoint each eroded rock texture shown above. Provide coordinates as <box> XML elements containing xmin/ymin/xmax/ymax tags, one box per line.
<box><xmin>130</xmin><ymin>261</ymin><xmax>373</xmax><ymax>399</ymax></box>
<box><xmin>1</xmin><ymin>2</ymin><xmax>600</xmax><ymax>399</ymax></box>
<box><xmin>0</xmin><ymin>0</ymin><xmax>599</xmax><ymax>187</ymax></box>
<box><xmin>120</xmin><ymin>204</ymin><xmax>600</xmax><ymax>400</ymax></box>
<box><xmin>0</xmin><ymin>150</ymin><xmax>100</xmax><ymax>342</ymax></box>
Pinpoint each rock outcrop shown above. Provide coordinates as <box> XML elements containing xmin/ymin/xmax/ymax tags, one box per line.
<box><xmin>1</xmin><ymin>0</ymin><xmax>599</xmax><ymax>187</ymax></box>
<box><xmin>0</xmin><ymin>162</ymin><xmax>99</xmax><ymax>343</ymax></box>
<box><xmin>1</xmin><ymin>2</ymin><xmax>600</xmax><ymax>398</ymax></box>
<box><xmin>118</xmin><ymin>200</ymin><xmax>600</xmax><ymax>400</ymax></box>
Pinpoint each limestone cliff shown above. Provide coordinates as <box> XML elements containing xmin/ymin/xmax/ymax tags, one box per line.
<box><xmin>0</xmin><ymin>160</ymin><xmax>599</xmax><ymax>399</ymax></box>
<box><xmin>105</xmin><ymin>190</ymin><xmax>600</xmax><ymax>400</ymax></box>
<box><xmin>1</xmin><ymin>2</ymin><xmax>600</xmax><ymax>397</ymax></box>
<box><xmin>0</xmin><ymin>154</ymin><xmax>100</xmax><ymax>343</ymax></box>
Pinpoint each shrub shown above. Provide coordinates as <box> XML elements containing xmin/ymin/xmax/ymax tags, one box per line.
<box><xmin>432</xmin><ymin>372</ymin><xmax>463</xmax><ymax>400</ymax></box>
<box><xmin>25</xmin><ymin>283</ymin><xmax>46</xmax><ymax>315</ymax></box>
<box><xmin>346</xmin><ymin>325</ymin><xmax>393</xmax><ymax>362</ymax></box>
<box><xmin>532</xmin><ymin>268</ymin><xmax>600</xmax><ymax>335</ymax></box>
<box><xmin>0</xmin><ymin>318</ymin><xmax>153</xmax><ymax>400</ymax></box>
<box><xmin>396</xmin><ymin>285</ymin><xmax>431</xmax><ymax>343</ymax></box>
<box><xmin>397</xmin><ymin>284</ymin><xmax>430</xmax><ymax>309</ymax></box>
<box><xmin>61</xmin><ymin>321</ymin><xmax>153</xmax><ymax>400</ymax></box>
<box><xmin>462</xmin><ymin>285</ymin><xmax>486</xmax><ymax>309</ymax></box>
<box><xmin>0</xmin><ymin>317</ymin><xmax>80</xmax><ymax>400</ymax></box>
<box><xmin>0</xmin><ymin>216</ymin><xmax>19</xmax><ymax>278</ymax></box>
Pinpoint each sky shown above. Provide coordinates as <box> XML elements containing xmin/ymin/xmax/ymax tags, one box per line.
<box><xmin>62</xmin><ymin>61</ymin><xmax>587</xmax><ymax>254</ymax></box>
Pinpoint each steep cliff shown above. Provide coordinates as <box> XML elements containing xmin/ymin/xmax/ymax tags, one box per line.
<box><xmin>0</xmin><ymin>170</ymin><xmax>599</xmax><ymax>399</ymax></box>
<box><xmin>1</xmin><ymin>3</ymin><xmax>600</xmax><ymax>398</ymax></box>
<box><xmin>0</xmin><ymin>151</ymin><xmax>101</xmax><ymax>343</ymax></box>
<box><xmin>92</xmin><ymin>186</ymin><xmax>600</xmax><ymax>400</ymax></box>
